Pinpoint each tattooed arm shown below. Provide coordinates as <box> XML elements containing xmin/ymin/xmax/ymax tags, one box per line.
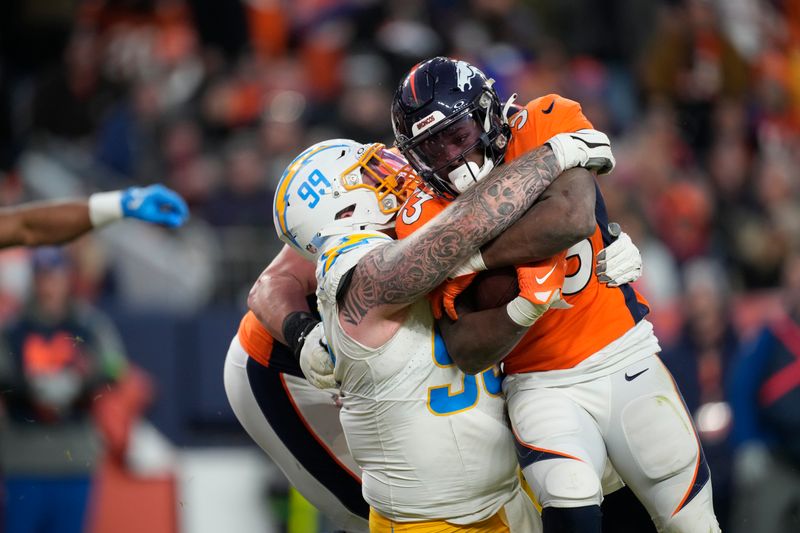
<box><xmin>338</xmin><ymin>144</ymin><xmax>561</xmax><ymax>346</ymax></box>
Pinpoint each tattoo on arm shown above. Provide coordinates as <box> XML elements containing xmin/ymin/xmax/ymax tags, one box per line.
<box><xmin>340</xmin><ymin>145</ymin><xmax>561</xmax><ymax>326</ymax></box>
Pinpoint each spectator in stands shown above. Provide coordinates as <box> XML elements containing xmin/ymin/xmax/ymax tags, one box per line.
<box><xmin>639</xmin><ymin>0</ymin><xmax>750</xmax><ymax>156</ymax></box>
<box><xmin>661</xmin><ymin>258</ymin><xmax>739</xmax><ymax>531</ymax></box>
<box><xmin>0</xmin><ymin>247</ymin><xmax>129</xmax><ymax>533</ymax></box>
<box><xmin>31</xmin><ymin>30</ymin><xmax>119</xmax><ymax>143</ymax></box>
<box><xmin>729</xmin><ymin>252</ymin><xmax>800</xmax><ymax>533</ymax></box>
<box><xmin>204</xmin><ymin>134</ymin><xmax>273</xmax><ymax>228</ymax></box>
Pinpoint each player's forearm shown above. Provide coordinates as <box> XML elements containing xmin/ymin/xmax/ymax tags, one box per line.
<box><xmin>438</xmin><ymin>307</ymin><xmax>528</xmax><ymax>374</ymax></box>
<box><xmin>481</xmin><ymin>168</ymin><xmax>596</xmax><ymax>268</ymax></box>
<box><xmin>248</xmin><ymin>245</ymin><xmax>317</xmax><ymax>343</ymax></box>
<box><xmin>0</xmin><ymin>201</ymin><xmax>93</xmax><ymax>247</ymax></box>
<box><xmin>249</xmin><ymin>275</ymin><xmax>311</xmax><ymax>344</ymax></box>
<box><xmin>341</xmin><ymin>145</ymin><xmax>561</xmax><ymax>326</ymax></box>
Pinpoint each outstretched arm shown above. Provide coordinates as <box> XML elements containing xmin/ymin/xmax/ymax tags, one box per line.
<box><xmin>480</xmin><ymin>168</ymin><xmax>596</xmax><ymax>268</ymax></box>
<box><xmin>248</xmin><ymin>244</ymin><xmax>317</xmax><ymax>344</ymax></box>
<box><xmin>0</xmin><ymin>201</ymin><xmax>93</xmax><ymax>247</ymax></box>
<box><xmin>0</xmin><ymin>184</ymin><xmax>189</xmax><ymax>248</ymax></box>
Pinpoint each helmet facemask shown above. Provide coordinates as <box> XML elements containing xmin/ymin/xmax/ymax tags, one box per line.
<box><xmin>397</xmin><ymin>86</ymin><xmax>510</xmax><ymax>198</ymax></box>
<box><xmin>316</xmin><ymin>144</ymin><xmax>417</xmax><ymax>239</ymax></box>
<box><xmin>340</xmin><ymin>143</ymin><xmax>417</xmax><ymax>214</ymax></box>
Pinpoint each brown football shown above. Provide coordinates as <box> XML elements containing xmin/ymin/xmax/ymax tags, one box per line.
<box><xmin>467</xmin><ymin>266</ymin><xmax>519</xmax><ymax>310</ymax></box>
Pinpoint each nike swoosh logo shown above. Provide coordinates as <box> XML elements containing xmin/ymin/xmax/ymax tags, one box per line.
<box><xmin>535</xmin><ymin>263</ymin><xmax>558</xmax><ymax>284</ymax></box>
<box><xmin>541</xmin><ymin>100</ymin><xmax>555</xmax><ymax>114</ymax></box>
<box><xmin>570</xmin><ymin>135</ymin><xmax>610</xmax><ymax>149</ymax></box>
<box><xmin>624</xmin><ymin>368</ymin><xmax>649</xmax><ymax>381</ymax></box>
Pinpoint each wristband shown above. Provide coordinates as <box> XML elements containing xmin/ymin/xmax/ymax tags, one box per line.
<box><xmin>506</xmin><ymin>296</ymin><xmax>546</xmax><ymax>327</ymax></box>
<box><xmin>448</xmin><ymin>251</ymin><xmax>487</xmax><ymax>279</ymax></box>
<box><xmin>88</xmin><ymin>191</ymin><xmax>123</xmax><ymax>227</ymax></box>
<box><xmin>282</xmin><ymin>311</ymin><xmax>320</xmax><ymax>359</ymax></box>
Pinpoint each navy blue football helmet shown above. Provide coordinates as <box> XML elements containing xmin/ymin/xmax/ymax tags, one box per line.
<box><xmin>391</xmin><ymin>57</ymin><xmax>511</xmax><ymax>198</ymax></box>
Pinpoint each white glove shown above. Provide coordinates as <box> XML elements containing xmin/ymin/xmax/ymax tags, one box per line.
<box><xmin>596</xmin><ymin>231</ymin><xmax>642</xmax><ymax>287</ymax></box>
<box><xmin>545</xmin><ymin>129</ymin><xmax>615</xmax><ymax>174</ymax></box>
<box><xmin>299</xmin><ymin>322</ymin><xmax>338</xmax><ymax>390</ymax></box>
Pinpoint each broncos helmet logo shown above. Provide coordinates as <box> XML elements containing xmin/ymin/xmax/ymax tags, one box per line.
<box><xmin>455</xmin><ymin>61</ymin><xmax>479</xmax><ymax>92</ymax></box>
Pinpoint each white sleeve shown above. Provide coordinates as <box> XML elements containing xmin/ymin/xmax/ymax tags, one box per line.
<box><xmin>315</xmin><ymin>231</ymin><xmax>393</xmax><ymax>304</ymax></box>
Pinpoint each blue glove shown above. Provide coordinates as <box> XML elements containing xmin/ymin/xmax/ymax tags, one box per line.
<box><xmin>121</xmin><ymin>184</ymin><xmax>189</xmax><ymax>228</ymax></box>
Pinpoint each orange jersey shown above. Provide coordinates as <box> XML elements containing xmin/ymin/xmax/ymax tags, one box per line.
<box><xmin>395</xmin><ymin>94</ymin><xmax>650</xmax><ymax>372</ymax></box>
<box><xmin>237</xmin><ymin>311</ymin><xmax>305</xmax><ymax>376</ymax></box>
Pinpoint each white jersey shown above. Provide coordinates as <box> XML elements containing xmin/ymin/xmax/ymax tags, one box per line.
<box><xmin>316</xmin><ymin>232</ymin><xmax>520</xmax><ymax>524</ymax></box>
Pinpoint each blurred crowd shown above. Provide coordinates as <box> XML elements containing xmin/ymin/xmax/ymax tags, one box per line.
<box><xmin>1</xmin><ymin>0</ymin><xmax>800</xmax><ymax>531</ymax></box>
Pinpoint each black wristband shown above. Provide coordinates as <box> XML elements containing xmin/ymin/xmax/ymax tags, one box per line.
<box><xmin>282</xmin><ymin>311</ymin><xmax>320</xmax><ymax>360</ymax></box>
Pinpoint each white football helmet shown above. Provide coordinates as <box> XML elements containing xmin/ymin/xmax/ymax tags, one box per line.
<box><xmin>273</xmin><ymin>139</ymin><xmax>416</xmax><ymax>260</ymax></box>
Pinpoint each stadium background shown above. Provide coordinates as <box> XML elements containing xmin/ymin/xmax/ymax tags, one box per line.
<box><xmin>1</xmin><ymin>0</ymin><xmax>799</xmax><ymax>531</ymax></box>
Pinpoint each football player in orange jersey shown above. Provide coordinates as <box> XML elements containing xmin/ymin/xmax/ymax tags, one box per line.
<box><xmin>390</xmin><ymin>57</ymin><xmax>720</xmax><ymax>533</ymax></box>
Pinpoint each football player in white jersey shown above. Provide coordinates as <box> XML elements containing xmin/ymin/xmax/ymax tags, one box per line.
<box><xmin>271</xmin><ymin>134</ymin><xmax>614</xmax><ymax>531</ymax></box>
<box><xmin>227</xmin><ymin>146</ymin><xmax>644</xmax><ymax>532</ymax></box>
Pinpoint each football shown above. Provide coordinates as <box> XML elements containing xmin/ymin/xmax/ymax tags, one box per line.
<box><xmin>468</xmin><ymin>266</ymin><xmax>519</xmax><ymax>310</ymax></box>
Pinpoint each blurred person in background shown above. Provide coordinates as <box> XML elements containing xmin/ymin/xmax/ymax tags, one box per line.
<box><xmin>0</xmin><ymin>183</ymin><xmax>185</xmax><ymax>531</ymax></box>
<box><xmin>639</xmin><ymin>0</ymin><xmax>749</xmax><ymax>157</ymax></box>
<box><xmin>0</xmin><ymin>247</ymin><xmax>130</xmax><ymax>533</ymax></box>
<box><xmin>30</xmin><ymin>29</ymin><xmax>120</xmax><ymax>146</ymax></box>
<box><xmin>205</xmin><ymin>133</ymin><xmax>273</xmax><ymax>228</ymax></box>
<box><xmin>159</xmin><ymin>118</ymin><xmax>218</xmax><ymax>221</ymax></box>
<box><xmin>336</xmin><ymin>53</ymin><xmax>395</xmax><ymax>144</ymax></box>
<box><xmin>661</xmin><ymin>259</ymin><xmax>740</xmax><ymax>531</ymax></box>
<box><xmin>652</xmin><ymin>180</ymin><xmax>715</xmax><ymax>264</ymax></box>
<box><xmin>728</xmin><ymin>252</ymin><xmax>800</xmax><ymax>533</ymax></box>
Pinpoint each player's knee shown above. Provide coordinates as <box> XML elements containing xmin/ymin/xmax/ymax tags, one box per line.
<box><xmin>540</xmin><ymin>460</ymin><xmax>602</xmax><ymax>507</ymax></box>
<box><xmin>621</xmin><ymin>394</ymin><xmax>697</xmax><ymax>481</ymax></box>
